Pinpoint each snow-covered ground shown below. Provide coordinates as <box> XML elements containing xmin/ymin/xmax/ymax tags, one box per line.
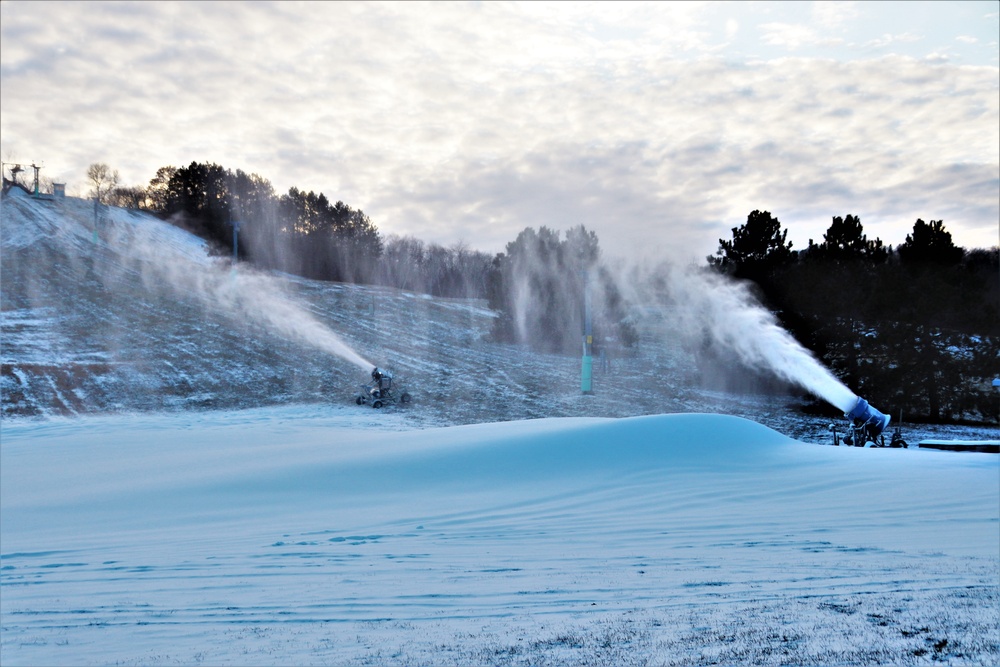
<box><xmin>2</xmin><ymin>406</ymin><xmax>997</xmax><ymax>665</ymax></box>
<box><xmin>2</xmin><ymin>191</ymin><xmax>998</xmax><ymax>664</ymax></box>
<box><xmin>3</xmin><ymin>189</ymin><xmax>996</xmax><ymax>443</ymax></box>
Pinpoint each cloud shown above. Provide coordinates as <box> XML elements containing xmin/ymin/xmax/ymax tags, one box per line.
<box><xmin>1</xmin><ymin>1</ymin><xmax>997</xmax><ymax>262</ymax></box>
<box><xmin>812</xmin><ymin>1</ymin><xmax>859</xmax><ymax>31</ymax></box>
<box><xmin>759</xmin><ymin>22</ymin><xmax>821</xmax><ymax>50</ymax></box>
<box><xmin>864</xmin><ymin>32</ymin><xmax>923</xmax><ymax>50</ymax></box>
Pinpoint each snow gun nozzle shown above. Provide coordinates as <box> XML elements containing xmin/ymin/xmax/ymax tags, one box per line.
<box><xmin>845</xmin><ymin>397</ymin><xmax>891</xmax><ymax>437</ymax></box>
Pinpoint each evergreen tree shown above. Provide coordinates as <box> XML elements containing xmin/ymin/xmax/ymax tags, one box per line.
<box><xmin>163</xmin><ymin>162</ymin><xmax>231</xmax><ymax>252</ymax></box>
<box><xmin>809</xmin><ymin>214</ymin><xmax>888</xmax><ymax>263</ymax></box>
<box><xmin>897</xmin><ymin>219</ymin><xmax>964</xmax><ymax>265</ymax></box>
<box><xmin>710</xmin><ymin>210</ymin><xmax>795</xmax><ymax>283</ymax></box>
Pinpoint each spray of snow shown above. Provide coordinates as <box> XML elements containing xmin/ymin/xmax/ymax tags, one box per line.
<box><xmin>0</xmin><ymin>189</ymin><xmax>374</xmax><ymax>373</ymax></box>
<box><xmin>491</xmin><ymin>221</ymin><xmax>858</xmax><ymax>413</ymax></box>
<box><xmin>102</xmin><ymin>199</ymin><xmax>853</xmax><ymax>409</ymax></box>
<box><xmin>104</xmin><ymin>217</ymin><xmax>374</xmax><ymax>372</ymax></box>
<box><xmin>4</xmin><ymin>190</ymin><xmax>855</xmax><ymax>407</ymax></box>
<box><xmin>624</xmin><ymin>259</ymin><xmax>858</xmax><ymax>414</ymax></box>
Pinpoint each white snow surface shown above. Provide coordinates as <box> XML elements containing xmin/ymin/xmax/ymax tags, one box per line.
<box><xmin>2</xmin><ymin>406</ymin><xmax>998</xmax><ymax>665</ymax></box>
<box><xmin>2</xmin><ymin>192</ymin><xmax>999</xmax><ymax>664</ymax></box>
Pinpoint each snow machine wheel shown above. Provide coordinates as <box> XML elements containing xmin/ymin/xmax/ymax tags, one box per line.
<box><xmin>400</xmin><ymin>392</ymin><xmax>411</xmax><ymax>403</ymax></box>
<box><xmin>372</xmin><ymin>400</ymin><xmax>383</xmax><ymax>409</ymax></box>
<box><xmin>356</xmin><ymin>396</ymin><xmax>365</xmax><ymax>405</ymax></box>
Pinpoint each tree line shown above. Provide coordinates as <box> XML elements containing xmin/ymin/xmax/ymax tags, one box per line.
<box><xmin>99</xmin><ymin>161</ymin><xmax>488</xmax><ymax>291</ymax></box>
<box><xmin>93</xmin><ymin>161</ymin><xmax>636</xmax><ymax>353</ymax></box>
<box><xmin>710</xmin><ymin>211</ymin><xmax>999</xmax><ymax>425</ymax></box>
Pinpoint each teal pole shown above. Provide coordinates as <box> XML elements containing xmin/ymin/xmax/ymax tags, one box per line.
<box><xmin>231</xmin><ymin>221</ymin><xmax>241</xmax><ymax>263</ymax></box>
<box><xmin>581</xmin><ymin>270</ymin><xmax>593</xmax><ymax>395</ymax></box>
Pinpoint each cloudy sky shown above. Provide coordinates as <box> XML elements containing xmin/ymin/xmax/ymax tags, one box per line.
<box><xmin>2</xmin><ymin>1</ymin><xmax>997</xmax><ymax>260</ymax></box>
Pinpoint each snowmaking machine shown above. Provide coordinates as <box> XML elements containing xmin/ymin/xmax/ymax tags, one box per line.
<box><xmin>830</xmin><ymin>396</ymin><xmax>907</xmax><ymax>448</ymax></box>
<box><xmin>355</xmin><ymin>367</ymin><xmax>411</xmax><ymax>409</ymax></box>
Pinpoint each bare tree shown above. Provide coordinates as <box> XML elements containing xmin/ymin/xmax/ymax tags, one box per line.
<box><xmin>107</xmin><ymin>185</ymin><xmax>146</xmax><ymax>209</ymax></box>
<box><xmin>86</xmin><ymin>162</ymin><xmax>120</xmax><ymax>204</ymax></box>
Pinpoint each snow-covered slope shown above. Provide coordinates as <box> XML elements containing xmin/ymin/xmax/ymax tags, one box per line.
<box><xmin>0</xmin><ymin>191</ymin><xmax>642</xmax><ymax>416</ymax></box>
<box><xmin>0</xmin><ymin>189</ymin><xmax>804</xmax><ymax>434</ymax></box>
<box><xmin>2</xmin><ymin>192</ymin><xmax>998</xmax><ymax>664</ymax></box>
<box><xmin>4</xmin><ymin>190</ymin><xmax>995</xmax><ymax>444</ymax></box>
<box><xmin>2</xmin><ymin>408</ymin><xmax>997</xmax><ymax>665</ymax></box>
<box><xmin>1</xmin><ymin>189</ymin><xmax>374</xmax><ymax>416</ymax></box>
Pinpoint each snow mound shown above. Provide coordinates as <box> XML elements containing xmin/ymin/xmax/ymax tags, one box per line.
<box><xmin>2</xmin><ymin>409</ymin><xmax>998</xmax><ymax>665</ymax></box>
<box><xmin>3</xmin><ymin>413</ymin><xmax>794</xmax><ymax>529</ymax></box>
<box><xmin>3</xmin><ymin>410</ymin><xmax>994</xmax><ymax>553</ymax></box>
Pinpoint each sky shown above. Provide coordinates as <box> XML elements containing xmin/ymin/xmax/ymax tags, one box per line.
<box><xmin>2</xmin><ymin>0</ymin><xmax>998</xmax><ymax>261</ymax></box>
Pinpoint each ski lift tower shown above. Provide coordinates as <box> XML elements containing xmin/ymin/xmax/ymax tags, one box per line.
<box><xmin>2</xmin><ymin>162</ymin><xmax>45</xmax><ymax>197</ymax></box>
<box><xmin>2</xmin><ymin>162</ymin><xmax>24</xmax><ymax>192</ymax></box>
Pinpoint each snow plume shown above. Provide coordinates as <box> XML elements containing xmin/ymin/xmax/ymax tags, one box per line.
<box><xmin>628</xmin><ymin>259</ymin><xmax>857</xmax><ymax>413</ymax></box>
<box><xmin>97</xmin><ymin>209</ymin><xmax>374</xmax><ymax>372</ymax></box>
<box><xmin>497</xmin><ymin>227</ymin><xmax>598</xmax><ymax>354</ymax></box>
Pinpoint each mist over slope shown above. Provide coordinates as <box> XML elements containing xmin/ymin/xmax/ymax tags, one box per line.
<box><xmin>2</xmin><ymin>190</ymin><xmax>997</xmax><ymax>444</ymax></box>
<box><xmin>0</xmin><ymin>190</ymin><xmax>792</xmax><ymax>429</ymax></box>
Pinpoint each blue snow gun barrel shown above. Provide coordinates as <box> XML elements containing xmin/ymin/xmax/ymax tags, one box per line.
<box><xmin>845</xmin><ymin>397</ymin><xmax>891</xmax><ymax>436</ymax></box>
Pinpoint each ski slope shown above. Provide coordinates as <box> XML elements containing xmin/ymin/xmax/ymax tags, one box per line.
<box><xmin>4</xmin><ymin>189</ymin><xmax>997</xmax><ymax>443</ymax></box>
<box><xmin>2</xmin><ymin>191</ymin><xmax>998</xmax><ymax>664</ymax></box>
<box><xmin>2</xmin><ymin>406</ymin><xmax>997</xmax><ymax>665</ymax></box>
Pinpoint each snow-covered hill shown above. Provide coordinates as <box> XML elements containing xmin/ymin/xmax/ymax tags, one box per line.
<box><xmin>3</xmin><ymin>190</ymin><xmax>995</xmax><ymax>444</ymax></box>
<box><xmin>0</xmin><ymin>189</ymin><xmax>804</xmax><ymax>434</ymax></box>
<box><xmin>2</xmin><ymin>191</ymin><xmax>998</xmax><ymax>665</ymax></box>
<box><xmin>0</xmin><ymin>190</ymin><xmax>652</xmax><ymax>415</ymax></box>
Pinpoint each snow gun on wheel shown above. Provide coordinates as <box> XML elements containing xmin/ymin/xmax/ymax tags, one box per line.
<box><xmin>355</xmin><ymin>367</ymin><xmax>411</xmax><ymax>409</ymax></box>
<box><xmin>830</xmin><ymin>396</ymin><xmax>907</xmax><ymax>448</ymax></box>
